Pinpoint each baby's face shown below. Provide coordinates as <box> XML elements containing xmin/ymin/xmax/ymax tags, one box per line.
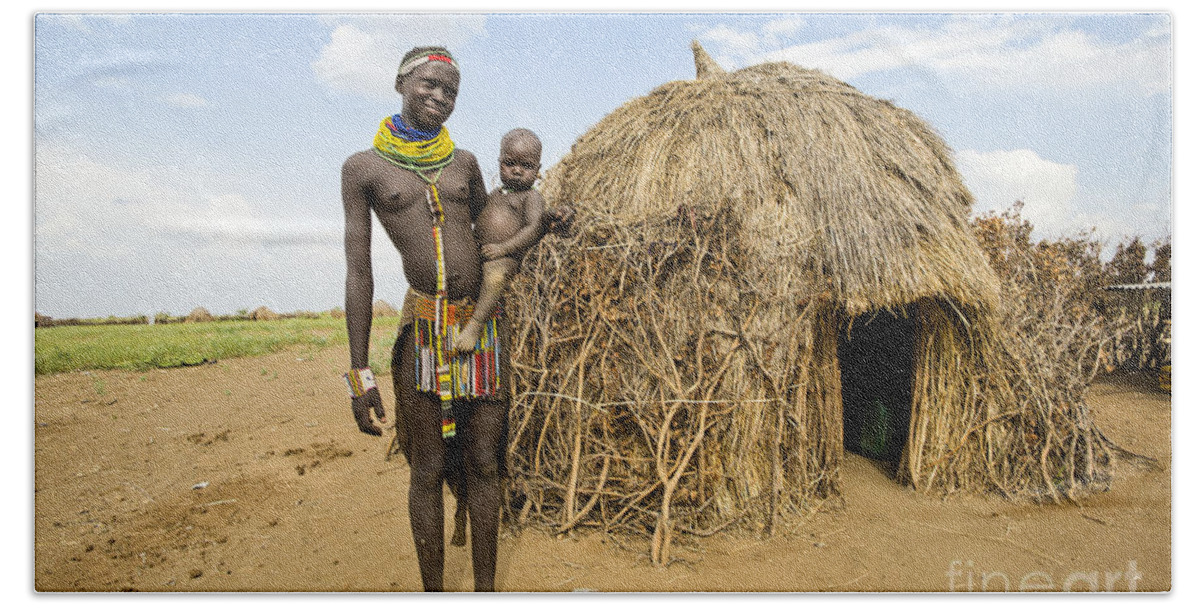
<box><xmin>499</xmin><ymin>140</ymin><xmax>541</xmax><ymax>191</ymax></box>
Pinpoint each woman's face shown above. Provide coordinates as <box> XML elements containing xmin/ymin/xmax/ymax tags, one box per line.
<box><xmin>396</xmin><ymin>61</ymin><xmax>460</xmax><ymax>132</ymax></box>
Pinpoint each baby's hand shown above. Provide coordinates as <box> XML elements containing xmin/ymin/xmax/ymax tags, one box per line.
<box><xmin>545</xmin><ymin>204</ymin><xmax>576</xmax><ymax>237</ymax></box>
<box><xmin>452</xmin><ymin>321</ymin><xmax>483</xmax><ymax>355</ymax></box>
<box><xmin>481</xmin><ymin>243</ymin><xmax>507</xmax><ymax>260</ymax></box>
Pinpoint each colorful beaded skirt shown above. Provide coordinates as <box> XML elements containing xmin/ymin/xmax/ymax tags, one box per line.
<box><xmin>409</xmin><ymin>291</ymin><xmax>503</xmax><ymax>404</ymax></box>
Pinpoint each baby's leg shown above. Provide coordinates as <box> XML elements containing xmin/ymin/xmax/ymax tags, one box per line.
<box><xmin>452</xmin><ymin>257</ymin><xmax>518</xmax><ymax>354</ymax></box>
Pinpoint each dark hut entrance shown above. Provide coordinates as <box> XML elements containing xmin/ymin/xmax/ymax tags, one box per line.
<box><xmin>838</xmin><ymin>306</ymin><xmax>916</xmax><ymax>468</ymax></box>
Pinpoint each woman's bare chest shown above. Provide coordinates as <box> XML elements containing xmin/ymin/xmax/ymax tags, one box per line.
<box><xmin>371</xmin><ymin>164</ymin><xmax>471</xmax><ymax>218</ymax></box>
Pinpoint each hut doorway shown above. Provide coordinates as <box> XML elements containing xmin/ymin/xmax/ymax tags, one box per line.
<box><xmin>838</xmin><ymin>306</ymin><xmax>917</xmax><ymax>469</ymax></box>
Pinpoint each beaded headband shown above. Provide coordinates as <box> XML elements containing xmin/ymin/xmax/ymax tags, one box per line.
<box><xmin>398</xmin><ymin>53</ymin><xmax>460</xmax><ymax>77</ymax></box>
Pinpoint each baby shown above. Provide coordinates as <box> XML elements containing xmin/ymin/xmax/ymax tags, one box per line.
<box><xmin>451</xmin><ymin>128</ymin><xmax>547</xmax><ymax>354</ymax></box>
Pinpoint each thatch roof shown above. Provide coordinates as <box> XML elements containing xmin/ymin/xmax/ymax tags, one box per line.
<box><xmin>690</xmin><ymin>39</ymin><xmax>725</xmax><ymax>80</ymax></box>
<box><xmin>542</xmin><ymin>44</ymin><xmax>999</xmax><ymax>316</ymax></box>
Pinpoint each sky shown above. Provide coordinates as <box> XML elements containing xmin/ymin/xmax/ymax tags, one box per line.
<box><xmin>32</xmin><ymin>11</ymin><xmax>1173</xmax><ymax>318</ymax></box>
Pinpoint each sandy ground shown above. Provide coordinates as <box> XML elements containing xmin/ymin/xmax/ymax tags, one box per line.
<box><xmin>33</xmin><ymin>343</ymin><xmax>1171</xmax><ymax>592</ymax></box>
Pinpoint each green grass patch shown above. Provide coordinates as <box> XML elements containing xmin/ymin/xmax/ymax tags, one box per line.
<box><xmin>35</xmin><ymin>317</ymin><xmax>362</xmax><ymax>375</ymax></box>
<box><xmin>368</xmin><ymin>330</ymin><xmax>400</xmax><ymax>378</ymax></box>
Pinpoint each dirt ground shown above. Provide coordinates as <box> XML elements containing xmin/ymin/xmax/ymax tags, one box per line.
<box><xmin>33</xmin><ymin>343</ymin><xmax>1171</xmax><ymax>592</ymax></box>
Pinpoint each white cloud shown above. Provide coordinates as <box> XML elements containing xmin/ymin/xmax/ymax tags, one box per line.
<box><xmin>956</xmin><ymin>148</ymin><xmax>1080</xmax><ymax>236</ymax></box>
<box><xmin>701</xmin><ymin>24</ymin><xmax>762</xmax><ymax>58</ymax></box>
<box><xmin>699</xmin><ymin>19</ymin><xmax>810</xmax><ymax>70</ymax></box>
<box><xmin>82</xmin><ymin>48</ymin><xmax>179</xmax><ymax>74</ymax></box>
<box><xmin>701</xmin><ymin>15</ymin><xmax>1170</xmax><ymax>95</ymax></box>
<box><xmin>79</xmin><ymin>48</ymin><xmax>181</xmax><ymax>89</ymax></box>
<box><xmin>33</xmin><ymin>144</ymin><xmax>412</xmax><ymax>317</ymax></box>
<box><xmin>762</xmin><ymin>17</ymin><xmax>807</xmax><ymax>39</ymax></box>
<box><xmin>164</xmin><ymin>93</ymin><xmax>208</xmax><ymax>108</ymax></box>
<box><xmin>312</xmin><ymin>24</ymin><xmax>383</xmax><ymax>96</ymax></box>
<box><xmin>35</xmin><ymin>147</ymin><xmax>339</xmax><ymax>249</ymax></box>
<box><xmin>155</xmin><ymin>194</ymin><xmax>340</xmax><ymax>245</ymax></box>
<box><xmin>312</xmin><ymin>15</ymin><xmax>488</xmax><ymax>98</ymax></box>
<box><xmin>36</xmin><ymin>146</ymin><xmax>182</xmax><ymax>255</ymax></box>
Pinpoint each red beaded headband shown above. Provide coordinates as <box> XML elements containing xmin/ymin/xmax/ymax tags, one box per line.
<box><xmin>398</xmin><ymin>53</ymin><xmax>460</xmax><ymax>76</ymax></box>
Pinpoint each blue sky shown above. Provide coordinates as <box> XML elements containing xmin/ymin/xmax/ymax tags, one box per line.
<box><xmin>32</xmin><ymin>11</ymin><xmax>1172</xmax><ymax>318</ymax></box>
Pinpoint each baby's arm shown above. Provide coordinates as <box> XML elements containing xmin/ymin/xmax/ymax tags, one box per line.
<box><xmin>451</xmin><ymin>257</ymin><xmax>516</xmax><ymax>355</ymax></box>
<box><xmin>481</xmin><ymin>190</ymin><xmax>548</xmax><ymax>260</ymax></box>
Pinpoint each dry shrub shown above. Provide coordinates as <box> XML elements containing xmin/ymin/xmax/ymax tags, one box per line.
<box><xmin>1149</xmin><ymin>241</ymin><xmax>1171</xmax><ymax>283</ymax></box>
<box><xmin>1102</xmin><ymin>237</ymin><xmax>1171</xmax><ymax>371</ymax></box>
<box><xmin>329</xmin><ymin>307</ymin><xmax>346</xmax><ymax>320</ymax></box>
<box><xmin>972</xmin><ymin>204</ymin><xmax>1170</xmax><ymax>372</ymax></box>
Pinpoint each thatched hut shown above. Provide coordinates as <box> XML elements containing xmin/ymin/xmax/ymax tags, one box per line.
<box><xmin>372</xmin><ymin>299</ymin><xmax>398</xmax><ymax>318</ymax></box>
<box><xmin>503</xmin><ymin>43</ymin><xmax>1114</xmax><ymax>564</ymax></box>
<box><xmin>250</xmin><ymin>306</ymin><xmax>279</xmax><ymax>321</ymax></box>
<box><xmin>185</xmin><ymin>307</ymin><xmax>215</xmax><ymax>323</ymax></box>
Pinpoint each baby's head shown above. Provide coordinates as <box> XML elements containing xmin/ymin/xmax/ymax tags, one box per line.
<box><xmin>499</xmin><ymin>128</ymin><xmax>542</xmax><ymax>191</ymax></box>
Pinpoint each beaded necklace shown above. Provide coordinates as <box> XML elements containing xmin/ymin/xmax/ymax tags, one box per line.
<box><xmin>499</xmin><ymin>185</ymin><xmax>537</xmax><ymax>195</ymax></box>
<box><xmin>373</xmin><ymin>116</ymin><xmax>458</xmax><ymax>438</ymax></box>
<box><xmin>373</xmin><ymin>116</ymin><xmax>456</xmax><ymax>173</ymax></box>
<box><xmin>389</xmin><ymin>114</ymin><xmax>440</xmax><ymax>141</ymax></box>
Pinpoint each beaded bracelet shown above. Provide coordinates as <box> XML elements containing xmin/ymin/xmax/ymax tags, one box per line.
<box><xmin>343</xmin><ymin>367</ymin><xmax>378</xmax><ymax>398</ymax></box>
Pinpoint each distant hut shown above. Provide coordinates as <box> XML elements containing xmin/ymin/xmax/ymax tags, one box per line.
<box><xmin>372</xmin><ymin>300</ymin><xmax>399</xmax><ymax>318</ymax></box>
<box><xmin>185</xmin><ymin>307</ymin><xmax>215</xmax><ymax>323</ymax></box>
<box><xmin>250</xmin><ymin>306</ymin><xmax>280</xmax><ymax>321</ymax></box>
<box><xmin>504</xmin><ymin>42</ymin><xmax>1114</xmax><ymax>563</ymax></box>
